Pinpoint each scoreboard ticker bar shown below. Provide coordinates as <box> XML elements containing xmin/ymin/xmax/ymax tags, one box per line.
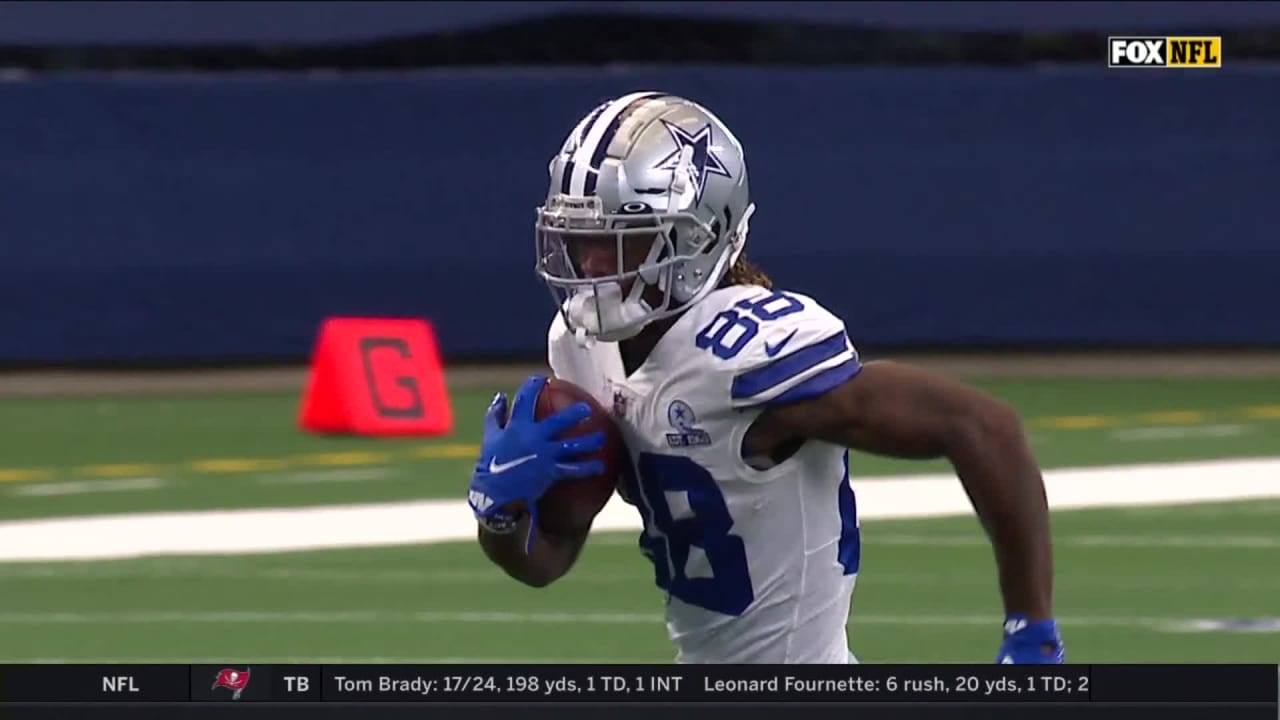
<box><xmin>0</xmin><ymin>664</ymin><xmax>1274</xmax><ymax>704</ymax></box>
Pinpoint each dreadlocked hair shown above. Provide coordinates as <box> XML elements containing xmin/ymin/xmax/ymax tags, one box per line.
<box><xmin>720</xmin><ymin>253</ymin><xmax>773</xmax><ymax>290</ymax></box>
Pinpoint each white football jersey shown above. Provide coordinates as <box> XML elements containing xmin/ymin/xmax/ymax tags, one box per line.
<box><xmin>547</xmin><ymin>284</ymin><xmax>863</xmax><ymax>664</ymax></box>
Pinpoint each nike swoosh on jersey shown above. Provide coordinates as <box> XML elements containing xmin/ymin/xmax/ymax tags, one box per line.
<box><xmin>488</xmin><ymin>455</ymin><xmax>537</xmax><ymax>473</ymax></box>
<box><xmin>764</xmin><ymin>330</ymin><xmax>799</xmax><ymax>358</ymax></box>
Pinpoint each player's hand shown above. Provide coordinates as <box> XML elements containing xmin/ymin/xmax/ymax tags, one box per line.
<box><xmin>468</xmin><ymin>374</ymin><xmax>605</xmax><ymax>551</ymax></box>
<box><xmin>996</xmin><ymin>615</ymin><xmax>1065</xmax><ymax>664</ymax></box>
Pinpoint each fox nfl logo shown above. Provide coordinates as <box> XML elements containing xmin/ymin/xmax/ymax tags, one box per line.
<box><xmin>1108</xmin><ymin>36</ymin><xmax>1222</xmax><ymax>68</ymax></box>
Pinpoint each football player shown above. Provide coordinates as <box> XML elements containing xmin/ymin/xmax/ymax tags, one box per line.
<box><xmin>468</xmin><ymin>92</ymin><xmax>1064</xmax><ymax>665</ymax></box>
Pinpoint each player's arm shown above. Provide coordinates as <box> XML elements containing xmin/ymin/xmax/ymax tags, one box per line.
<box><xmin>468</xmin><ymin>376</ymin><xmax>604</xmax><ymax>588</ymax></box>
<box><xmin>752</xmin><ymin>359</ymin><xmax>1054</xmax><ymax>622</ymax></box>
<box><xmin>475</xmin><ymin>359</ymin><xmax>590</xmax><ymax>588</ymax></box>
<box><xmin>477</xmin><ymin>511</ymin><xmax>589</xmax><ymax>588</ymax></box>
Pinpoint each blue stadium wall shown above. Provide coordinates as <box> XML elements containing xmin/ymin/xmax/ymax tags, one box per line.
<box><xmin>2</xmin><ymin>67</ymin><xmax>1276</xmax><ymax>364</ymax></box>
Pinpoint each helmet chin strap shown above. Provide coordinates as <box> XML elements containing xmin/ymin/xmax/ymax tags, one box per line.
<box><xmin>565</xmin><ymin>236</ymin><xmax>667</xmax><ymax>343</ymax></box>
<box><xmin>566</xmin><ymin>282</ymin><xmax>651</xmax><ymax>343</ymax></box>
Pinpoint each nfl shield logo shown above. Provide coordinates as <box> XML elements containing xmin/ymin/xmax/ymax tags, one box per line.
<box><xmin>612</xmin><ymin>391</ymin><xmax>629</xmax><ymax>419</ymax></box>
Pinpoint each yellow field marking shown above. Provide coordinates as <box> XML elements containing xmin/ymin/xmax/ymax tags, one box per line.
<box><xmin>296</xmin><ymin>452</ymin><xmax>392</xmax><ymax>467</ymax></box>
<box><xmin>189</xmin><ymin>458</ymin><xmax>290</xmax><ymax>473</ymax></box>
<box><xmin>412</xmin><ymin>444</ymin><xmax>482</xmax><ymax>459</ymax></box>
<box><xmin>1243</xmin><ymin>405</ymin><xmax>1280</xmax><ymax>420</ymax></box>
<box><xmin>2</xmin><ymin>403</ymin><xmax>1278</xmax><ymax>487</ymax></box>
<box><xmin>81</xmin><ymin>464</ymin><xmax>163</xmax><ymax>478</ymax></box>
<box><xmin>1030</xmin><ymin>415</ymin><xmax>1116</xmax><ymax>430</ymax></box>
<box><xmin>1137</xmin><ymin>410</ymin><xmax>1208</xmax><ymax>425</ymax></box>
<box><xmin>0</xmin><ymin>468</ymin><xmax>54</xmax><ymax>483</ymax></box>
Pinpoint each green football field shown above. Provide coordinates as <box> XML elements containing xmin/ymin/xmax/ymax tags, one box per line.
<box><xmin>1</xmin><ymin>377</ymin><xmax>1279</xmax><ymax>663</ymax></box>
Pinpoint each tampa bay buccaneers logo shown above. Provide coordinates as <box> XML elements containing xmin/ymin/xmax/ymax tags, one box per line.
<box><xmin>212</xmin><ymin>667</ymin><xmax>251</xmax><ymax>700</ymax></box>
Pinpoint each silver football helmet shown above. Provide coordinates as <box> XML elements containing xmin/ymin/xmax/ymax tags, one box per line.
<box><xmin>535</xmin><ymin>91</ymin><xmax>755</xmax><ymax>343</ymax></box>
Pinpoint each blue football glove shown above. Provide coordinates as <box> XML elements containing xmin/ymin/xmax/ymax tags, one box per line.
<box><xmin>468</xmin><ymin>374</ymin><xmax>606</xmax><ymax>553</ymax></box>
<box><xmin>997</xmin><ymin>615</ymin><xmax>1065</xmax><ymax>664</ymax></box>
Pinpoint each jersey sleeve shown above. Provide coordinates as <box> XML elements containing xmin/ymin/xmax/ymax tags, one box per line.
<box><xmin>725</xmin><ymin>292</ymin><xmax>863</xmax><ymax>409</ymax></box>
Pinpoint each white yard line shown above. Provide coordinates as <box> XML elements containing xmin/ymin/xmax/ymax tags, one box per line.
<box><xmin>11</xmin><ymin>477</ymin><xmax>167</xmax><ymax>497</ymax></box>
<box><xmin>0</xmin><ymin>457</ymin><xmax>1278</xmax><ymax>562</ymax></box>
<box><xmin>1109</xmin><ymin>424</ymin><xmax>1250</xmax><ymax>441</ymax></box>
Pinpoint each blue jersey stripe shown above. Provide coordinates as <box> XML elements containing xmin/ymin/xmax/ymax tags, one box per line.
<box><xmin>837</xmin><ymin>450</ymin><xmax>861</xmax><ymax>575</ymax></box>
<box><xmin>730</xmin><ymin>330</ymin><xmax>850</xmax><ymax>400</ymax></box>
<box><xmin>766</xmin><ymin>357</ymin><xmax>862</xmax><ymax>406</ymax></box>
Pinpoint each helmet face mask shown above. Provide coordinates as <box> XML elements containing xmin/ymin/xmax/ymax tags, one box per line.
<box><xmin>534</xmin><ymin>92</ymin><xmax>754</xmax><ymax>343</ymax></box>
<box><xmin>536</xmin><ymin>198</ymin><xmax>721</xmax><ymax>342</ymax></box>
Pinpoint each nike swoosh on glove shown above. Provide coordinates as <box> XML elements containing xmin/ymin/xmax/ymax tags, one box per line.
<box><xmin>997</xmin><ymin>615</ymin><xmax>1066</xmax><ymax>664</ymax></box>
<box><xmin>468</xmin><ymin>374</ymin><xmax>606</xmax><ymax>552</ymax></box>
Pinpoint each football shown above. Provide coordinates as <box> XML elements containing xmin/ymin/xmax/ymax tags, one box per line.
<box><xmin>533</xmin><ymin>377</ymin><xmax>626</xmax><ymax>536</ymax></box>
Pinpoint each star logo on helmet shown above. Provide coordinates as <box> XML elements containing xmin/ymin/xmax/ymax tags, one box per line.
<box><xmin>651</xmin><ymin>120</ymin><xmax>732</xmax><ymax>204</ymax></box>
